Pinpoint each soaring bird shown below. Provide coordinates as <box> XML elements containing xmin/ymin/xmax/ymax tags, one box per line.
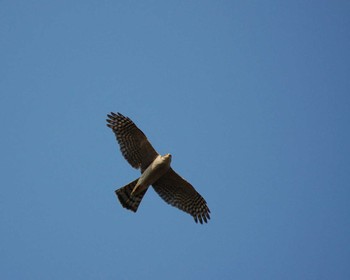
<box><xmin>106</xmin><ymin>112</ymin><xmax>210</xmax><ymax>224</ymax></box>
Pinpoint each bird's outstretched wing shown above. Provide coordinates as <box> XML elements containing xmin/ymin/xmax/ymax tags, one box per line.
<box><xmin>152</xmin><ymin>168</ymin><xmax>211</xmax><ymax>224</ymax></box>
<box><xmin>106</xmin><ymin>112</ymin><xmax>159</xmax><ymax>171</ymax></box>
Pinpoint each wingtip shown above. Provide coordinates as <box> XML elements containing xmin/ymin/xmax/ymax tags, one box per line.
<box><xmin>193</xmin><ymin>212</ymin><xmax>210</xmax><ymax>224</ymax></box>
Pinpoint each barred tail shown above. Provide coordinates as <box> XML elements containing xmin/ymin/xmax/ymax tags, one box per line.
<box><xmin>115</xmin><ymin>179</ymin><xmax>148</xmax><ymax>212</ymax></box>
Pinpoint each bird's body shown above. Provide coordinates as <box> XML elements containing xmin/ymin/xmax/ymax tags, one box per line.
<box><xmin>131</xmin><ymin>154</ymin><xmax>171</xmax><ymax>195</ymax></box>
<box><xmin>106</xmin><ymin>112</ymin><xmax>210</xmax><ymax>224</ymax></box>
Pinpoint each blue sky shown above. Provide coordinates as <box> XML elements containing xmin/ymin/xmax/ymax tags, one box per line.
<box><xmin>1</xmin><ymin>1</ymin><xmax>349</xmax><ymax>279</ymax></box>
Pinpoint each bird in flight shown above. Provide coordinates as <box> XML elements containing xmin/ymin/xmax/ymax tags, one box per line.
<box><xmin>106</xmin><ymin>112</ymin><xmax>210</xmax><ymax>224</ymax></box>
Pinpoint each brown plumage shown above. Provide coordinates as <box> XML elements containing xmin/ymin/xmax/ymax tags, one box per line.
<box><xmin>107</xmin><ymin>112</ymin><xmax>210</xmax><ymax>224</ymax></box>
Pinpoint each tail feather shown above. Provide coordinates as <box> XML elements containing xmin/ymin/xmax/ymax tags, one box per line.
<box><xmin>115</xmin><ymin>179</ymin><xmax>148</xmax><ymax>212</ymax></box>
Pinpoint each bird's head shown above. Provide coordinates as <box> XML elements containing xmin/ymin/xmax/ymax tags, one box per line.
<box><xmin>163</xmin><ymin>153</ymin><xmax>172</xmax><ymax>164</ymax></box>
<box><xmin>165</xmin><ymin>153</ymin><xmax>172</xmax><ymax>158</ymax></box>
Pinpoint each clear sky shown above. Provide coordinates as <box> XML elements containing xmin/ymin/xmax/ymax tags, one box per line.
<box><xmin>1</xmin><ymin>1</ymin><xmax>349</xmax><ymax>279</ymax></box>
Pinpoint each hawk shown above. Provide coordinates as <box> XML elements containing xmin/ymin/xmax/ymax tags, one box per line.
<box><xmin>106</xmin><ymin>112</ymin><xmax>210</xmax><ymax>224</ymax></box>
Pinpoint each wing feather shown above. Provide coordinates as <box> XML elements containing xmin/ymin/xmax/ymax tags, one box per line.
<box><xmin>107</xmin><ymin>112</ymin><xmax>159</xmax><ymax>171</ymax></box>
<box><xmin>152</xmin><ymin>168</ymin><xmax>210</xmax><ymax>224</ymax></box>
